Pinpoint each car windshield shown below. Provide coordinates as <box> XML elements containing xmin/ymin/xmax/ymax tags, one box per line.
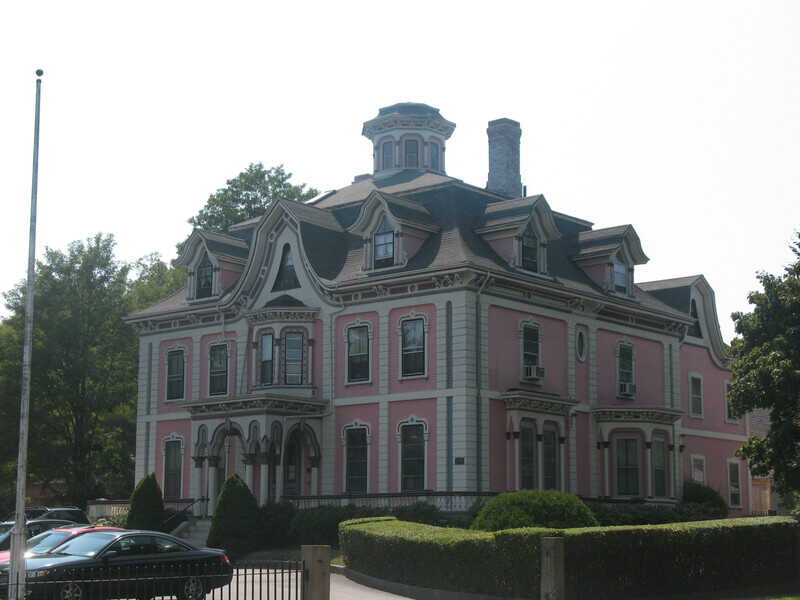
<box><xmin>51</xmin><ymin>532</ymin><xmax>117</xmax><ymax>557</ymax></box>
<box><xmin>28</xmin><ymin>530</ymin><xmax>73</xmax><ymax>553</ymax></box>
<box><xmin>0</xmin><ymin>524</ymin><xmax>12</xmax><ymax>536</ymax></box>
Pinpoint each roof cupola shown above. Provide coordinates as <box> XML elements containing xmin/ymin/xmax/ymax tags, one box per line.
<box><xmin>362</xmin><ymin>103</ymin><xmax>456</xmax><ymax>177</ymax></box>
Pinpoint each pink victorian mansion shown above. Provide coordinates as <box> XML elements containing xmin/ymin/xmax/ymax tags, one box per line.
<box><xmin>126</xmin><ymin>103</ymin><xmax>770</xmax><ymax>517</ymax></box>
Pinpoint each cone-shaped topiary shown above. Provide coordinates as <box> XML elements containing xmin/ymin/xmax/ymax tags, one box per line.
<box><xmin>471</xmin><ymin>490</ymin><xmax>598</xmax><ymax>530</ymax></box>
<box><xmin>207</xmin><ymin>473</ymin><xmax>261</xmax><ymax>558</ymax></box>
<box><xmin>126</xmin><ymin>473</ymin><xmax>165</xmax><ymax>530</ymax></box>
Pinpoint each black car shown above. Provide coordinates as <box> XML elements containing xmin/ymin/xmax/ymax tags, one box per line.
<box><xmin>0</xmin><ymin>530</ymin><xmax>233</xmax><ymax>600</ymax></box>
<box><xmin>37</xmin><ymin>509</ymin><xmax>89</xmax><ymax>524</ymax></box>
<box><xmin>0</xmin><ymin>520</ymin><xmax>77</xmax><ymax>551</ymax></box>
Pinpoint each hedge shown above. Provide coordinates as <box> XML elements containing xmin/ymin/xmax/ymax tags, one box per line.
<box><xmin>339</xmin><ymin>517</ymin><xmax>555</xmax><ymax>597</ymax></box>
<box><xmin>562</xmin><ymin>517</ymin><xmax>799</xmax><ymax>599</ymax></box>
<box><xmin>585</xmin><ymin>500</ymin><xmax>724</xmax><ymax>526</ymax></box>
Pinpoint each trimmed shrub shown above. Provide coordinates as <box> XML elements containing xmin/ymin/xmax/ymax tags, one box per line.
<box><xmin>472</xmin><ymin>490</ymin><xmax>598</xmax><ymax>531</ymax></box>
<box><xmin>258</xmin><ymin>501</ymin><xmax>297</xmax><ymax>549</ymax></box>
<box><xmin>288</xmin><ymin>505</ymin><xmax>388</xmax><ymax>547</ymax></box>
<box><xmin>126</xmin><ymin>473</ymin><xmax>164</xmax><ymax>530</ymax></box>
<box><xmin>393</xmin><ymin>502</ymin><xmax>444</xmax><ymax>525</ymax></box>
<box><xmin>207</xmin><ymin>474</ymin><xmax>261</xmax><ymax>558</ymax></box>
<box><xmin>586</xmin><ymin>500</ymin><xmax>723</xmax><ymax>526</ymax></box>
<box><xmin>683</xmin><ymin>480</ymin><xmax>728</xmax><ymax>517</ymax></box>
<box><xmin>563</xmin><ymin>517</ymin><xmax>798</xmax><ymax>599</ymax></box>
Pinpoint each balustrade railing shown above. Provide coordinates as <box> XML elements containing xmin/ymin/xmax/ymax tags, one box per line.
<box><xmin>285</xmin><ymin>491</ymin><xmax>498</xmax><ymax>513</ymax></box>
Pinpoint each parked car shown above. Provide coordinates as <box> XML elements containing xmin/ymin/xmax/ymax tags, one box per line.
<box><xmin>0</xmin><ymin>525</ymin><xmax>124</xmax><ymax>563</ymax></box>
<box><xmin>0</xmin><ymin>520</ymin><xmax>77</xmax><ymax>551</ymax></box>
<box><xmin>0</xmin><ymin>530</ymin><xmax>233</xmax><ymax>600</ymax></box>
<box><xmin>6</xmin><ymin>507</ymin><xmax>88</xmax><ymax>523</ymax></box>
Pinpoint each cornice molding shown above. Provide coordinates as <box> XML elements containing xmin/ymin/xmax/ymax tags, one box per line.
<box><xmin>591</xmin><ymin>406</ymin><xmax>684</xmax><ymax>425</ymax></box>
<box><xmin>501</xmin><ymin>390</ymin><xmax>578</xmax><ymax>416</ymax></box>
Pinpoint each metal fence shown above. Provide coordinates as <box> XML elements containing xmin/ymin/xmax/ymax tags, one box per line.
<box><xmin>2</xmin><ymin>560</ymin><xmax>304</xmax><ymax>600</ymax></box>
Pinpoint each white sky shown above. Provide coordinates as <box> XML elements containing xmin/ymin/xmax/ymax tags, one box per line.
<box><xmin>2</xmin><ymin>1</ymin><xmax>799</xmax><ymax>343</ymax></box>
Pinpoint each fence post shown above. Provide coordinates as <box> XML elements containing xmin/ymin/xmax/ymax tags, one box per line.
<box><xmin>540</xmin><ymin>537</ymin><xmax>565</xmax><ymax>600</ymax></box>
<box><xmin>301</xmin><ymin>545</ymin><xmax>330</xmax><ymax>600</ymax></box>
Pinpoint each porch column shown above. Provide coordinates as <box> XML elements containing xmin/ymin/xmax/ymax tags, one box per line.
<box><xmin>537</xmin><ymin>434</ymin><xmax>544</xmax><ymax>489</ymax></box>
<box><xmin>310</xmin><ymin>456</ymin><xmax>320</xmax><ymax>496</ymax></box>
<box><xmin>645</xmin><ymin>438</ymin><xmax>654</xmax><ymax>498</ymax></box>
<box><xmin>243</xmin><ymin>454</ymin><xmax>256</xmax><ymax>493</ymax></box>
<box><xmin>190</xmin><ymin>456</ymin><xmax>205</xmax><ymax>516</ymax></box>
<box><xmin>259</xmin><ymin>456</ymin><xmax>269</xmax><ymax>506</ymax></box>
<box><xmin>207</xmin><ymin>456</ymin><xmax>220</xmax><ymax>515</ymax></box>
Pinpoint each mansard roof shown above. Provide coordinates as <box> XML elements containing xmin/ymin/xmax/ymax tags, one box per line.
<box><xmin>174</xmin><ymin>229</ymin><xmax>250</xmax><ymax>267</ymax></box>
<box><xmin>637</xmin><ymin>275</ymin><xmax>702</xmax><ymax>313</ymax></box>
<box><xmin>574</xmin><ymin>224</ymin><xmax>649</xmax><ymax>265</ymax></box>
<box><xmin>309</xmin><ymin>170</ymin><xmax>458</xmax><ymax>209</ymax></box>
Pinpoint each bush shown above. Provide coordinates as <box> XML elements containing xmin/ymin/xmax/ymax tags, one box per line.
<box><xmin>288</xmin><ymin>505</ymin><xmax>387</xmax><ymax>547</ymax></box>
<box><xmin>393</xmin><ymin>502</ymin><xmax>444</xmax><ymax>525</ymax></box>
<box><xmin>683</xmin><ymin>480</ymin><xmax>728</xmax><ymax>517</ymax></box>
<box><xmin>207</xmin><ymin>474</ymin><xmax>261</xmax><ymax>558</ymax></box>
<box><xmin>126</xmin><ymin>473</ymin><xmax>164</xmax><ymax>530</ymax></box>
<box><xmin>585</xmin><ymin>500</ymin><xmax>724</xmax><ymax>526</ymax></box>
<box><xmin>471</xmin><ymin>490</ymin><xmax>598</xmax><ymax>531</ymax></box>
<box><xmin>258</xmin><ymin>501</ymin><xmax>297</xmax><ymax>549</ymax></box>
<box><xmin>563</xmin><ymin>517</ymin><xmax>798</xmax><ymax>599</ymax></box>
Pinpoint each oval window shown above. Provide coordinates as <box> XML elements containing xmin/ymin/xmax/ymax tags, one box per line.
<box><xmin>576</xmin><ymin>330</ymin><xmax>586</xmax><ymax>361</ymax></box>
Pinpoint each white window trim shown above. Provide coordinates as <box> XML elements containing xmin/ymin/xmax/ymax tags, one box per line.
<box><xmin>614</xmin><ymin>434</ymin><xmax>642</xmax><ymax>498</ymax></box>
<box><xmin>395</xmin><ymin>415</ymin><xmax>430</xmax><ymax>491</ymax></box>
<box><xmin>161</xmin><ymin>432</ymin><xmax>185</xmax><ymax>500</ymax></box>
<box><xmin>724</xmin><ymin>380</ymin><xmax>739</xmax><ymax>423</ymax></box>
<box><xmin>616</xmin><ymin>340</ymin><xmax>636</xmax><ymax>399</ymax></box>
<box><xmin>341</xmin><ymin>420</ymin><xmax>372</xmax><ymax>494</ymax></box>
<box><xmin>690</xmin><ymin>453</ymin><xmax>706</xmax><ymax>485</ymax></box>
<box><xmin>367</xmin><ymin>212</ymin><xmax>406</xmax><ymax>271</ymax></box>
<box><xmin>188</xmin><ymin>249</ymin><xmax>221</xmax><ymax>302</ymax></box>
<box><xmin>208</xmin><ymin>341</ymin><xmax>232</xmax><ymax>398</ymax></box>
<box><xmin>281</xmin><ymin>328</ymin><xmax>310</xmax><ymax>386</ymax></box>
<box><xmin>518</xmin><ymin>319</ymin><xmax>544</xmax><ymax>380</ymax></box>
<box><xmin>397</xmin><ymin>311</ymin><xmax>430</xmax><ymax>380</ymax></box>
<box><xmin>513</xmin><ymin>223</ymin><xmax>548</xmax><ymax>275</ymax></box>
<box><xmin>164</xmin><ymin>344</ymin><xmax>188</xmax><ymax>403</ymax></box>
<box><xmin>252</xmin><ymin>328</ymin><xmax>276</xmax><ymax>388</ymax></box>
<box><xmin>576</xmin><ymin>328</ymin><xmax>587</xmax><ymax>362</ymax></box>
<box><xmin>688</xmin><ymin>372</ymin><xmax>704</xmax><ymax>418</ymax></box>
<box><xmin>343</xmin><ymin>318</ymin><xmax>373</xmax><ymax>386</ymax></box>
<box><xmin>727</xmin><ymin>458</ymin><xmax>743</xmax><ymax>508</ymax></box>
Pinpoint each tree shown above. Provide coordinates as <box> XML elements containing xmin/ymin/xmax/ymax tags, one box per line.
<box><xmin>127</xmin><ymin>253</ymin><xmax>187</xmax><ymax>311</ymax></box>
<box><xmin>188</xmin><ymin>163</ymin><xmax>318</xmax><ymax>234</ymax></box>
<box><xmin>729</xmin><ymin>233</ymin><xmax>800</xmax><ymax>496</ymax></box>
<box><xmin>126</xmin><ymin>473</ymin><xmax>164</xmax><ymax>530</ymax></box>
<box><xmin>207</xmin><ymin>474</ymin><xmax>261</xmax><ymax>557</ymax></box>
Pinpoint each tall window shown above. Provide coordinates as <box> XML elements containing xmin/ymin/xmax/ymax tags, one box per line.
<box><xmin>688</xmin><ymin>299</ymin><xmax>703</xmax><ymax>337</ymax></box>
<box><xmin>347</xmin><ymin>326</ymin><xmax>370</xmax><ymax>382</ymax></box>
<box><xmin>401</xmin><ymin>318</ymin><xmax>425</xmax><ymax>377</ymax></box>
<box><xmin>273</xmin><ymin>244</ymin><xmax>300</xmax><ymax>291</ymax></box>
<box><xmin>520</xmin><ymin>421</ymin><xmax>536</xmax><ymax>489</ymax></box>
<box><xmin>690</xmin><ymin>376</ymin><xmax>703</xmax><ymax>416</ymax></box>
<box><xmin>728</xmin><ymin>461</ymin><xmax>741</xmax><ymax>507</ymax></box>
<box><xmin>613</xmin><ymin>261</ymin><xmax>628</xmax><ymax>294</ymax></box>
<box><xmin>260</xmin><ymin>333</ymin><xmax>274</xmax><ymax>385</ymax></box>
<box><xmin>373</xmin><ymin>216</ymin><xmax>394</xmax><ymax>269</ymax></box>
<box><xmin>382</xmin><ymin>141</ymin><xmax>394</xmax><ymax>170</ymax></box>
<box><xmin>404</xmin><ymin>139</ymin><xmax>419</xmax><ymax>168</ymax></box>
<box><xmin>522</xmin><ymin>325</ymin><xmax>541</xmax><ymax>371</ymax></box>
<box><xmin>542</xmin><ymin>427</ymin><xmax>558</xmax><ymax>490</ymax></box>
<box><xmin>345</xmin><ymin>428</ymin><xmax>368</xmax><ymax>494</ymax></box>
<box><xmin>430</xmin><ymin>143</ymin><xmax>440</xmax><ymax>171</ymax></box>
<box><xmin>166</xmin><ymin>350</ymin><xmax>184</xmax><ymax>400</ymax></box>
<box><xmin>652</xmin><ymin>438</ymin><xmax>668</xmax><ymax>497</ymax></box>
<box><xmin>691</xmin><ymin>455</ymin><xmax>706</xmax><ymax>484</ymax></box>
<box><xmin>616</xmin><ymin>438</ymin><xmax>639</xmax><ymax>496</ymax></box>
<box><xmin>521</xmin><ymin>233</ymin><xmax>538</xmax><ymax>272</ymax></box>
<box><xmin>196</xmin><ymin>255</ymin><xmax>213</xmax><ymax>299</ymax></box>
<box><xmin>284</xmin><ymin>332</ymin><xmax>304</xmax><ymax>385</ymax></box>
<box><xmin>400</xmin><ymin>423</ymin><xmax>425</xmax><ymax>491</ymax></box>
<box><xmin>618</xmin><ymin>343</ymin><xmax>634</xmax><ymax>395</ymax></box>
<box><xmin>164</xmin><ymin>440</ymin><xmax>182</xmax><ymax>500</ymax></box>
<box><xmin>209</xmin><ymin>344</ymin><xmax>228</xmax><ymax>396</ymax></box>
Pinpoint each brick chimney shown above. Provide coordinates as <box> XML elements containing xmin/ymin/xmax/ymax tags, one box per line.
<box><xmin>486</xmin><ymin>118</ymin><xmax>522</xmax><ymax>198</ymax></box>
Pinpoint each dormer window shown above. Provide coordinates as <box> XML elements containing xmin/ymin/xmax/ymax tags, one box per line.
<box><xmin>688</xmin><ymin>298</ymin><xmax>703</xmax><ymax>338</ymax></box>
<box><xmin>196</xmin><ymin>254</ymin><xmax>213</xmax><ymax>299</ymax></box>
<box><xmin>382</xmin><ymin>141</ymin><xmax>394</xmax><ymax>170</ymax></box>
<box><xmin>521</xmin><ymin>233</ymin><xmax>538</xmax><ymax>272</ymax></box>
<box><xmin>272</xmin><ymin>244</ymin><xmax>300</xmax><ymax>291</ymax></box>
<box><xmin>374</xmin><ymin>216</ymin><xmax>394</xmax><ymax>269</ymax></box>
<box><xmin>404</xmin><ymin>140</ymin><xmax>419</xmax><ymax>168</ymax></box>
<box><xmin>430</xmin><ymin>143</ymin><xmax>440</xmax><ymax>172</ymax></box>
<box><xmin>613</xmin><ymin>260</ymin><xmax>629</xmax><ymax>294</ymax></box>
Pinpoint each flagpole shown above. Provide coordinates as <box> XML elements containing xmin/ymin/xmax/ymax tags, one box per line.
<box><xmin>9</xmin><ymin>68</ymin><xmax>44</xmax><ymax>600</ymax></box>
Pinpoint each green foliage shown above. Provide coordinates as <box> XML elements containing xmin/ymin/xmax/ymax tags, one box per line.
<box><xmin>393</xmin><ymin>502</ymin><xmax>445</xmax><ymax>525</ymax></box>
<box><xmin>187</xmin><ymin>163</ymin><xmax>318</xmax><ymax>235</ymax></box>
<box><xmin>207</xmin><ymin>474</ymin><xmax>261</xmax><ymax>557</ymax></box>
<box><xmin>258</xmin><ymin>502</ymin><xmax>298</xmax><ymax>549</ymax></box>
<box><xmin>471</xmin><ymin>490</ymin><xmax>598</xmax><ymax>531</ymax></box>
<box><xmin>586</xmin><ymin>498</ymin><xmax>725</xmax><ymax>526</ymax></box>
<box><xmin>127</xmin><ymin>253</ymin><xmax>187</xmax><ymax>312</ymax></box>
<box><xmin>683</xmin><ymin>480</ymin><xmax>729</xmax><ymax>517</ymax></box>
<box><xmin>126</xmin><ymin>473</ymin><xmax>164</xmax><ymax>530</ymax></box>
<box><xmin>288</xmin><ymin>504</ymin><xmax>387</xmax><ymax>547</ymax></box>
<box><xmin>729</xmin><ymin>233</ymin><xmax>800</xmax><ymax>496</ymax></box>
<box><xmin>339</xmin><ymin>516</ymin><xmax>555</xmax><ymax>597</ymax></box>
<box><xmin>562</xmin><ymin>517</ymin><xmax>798</xmax><ymax>599</ymax></box>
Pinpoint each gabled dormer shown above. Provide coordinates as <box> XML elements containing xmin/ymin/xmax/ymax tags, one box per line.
<box><xmin>175</xmin><ymin>230</ymin><xmax>249</xmax><ymax>302</ymax></box>
<box><xmin>476</xmin><ymin>196</ymin><xmax>561</xmax><ymax>276</ymax></box>
<box><xmin>348</xmin><ymin>190</ymin><xmax>439</xmax><ymax>271</ymax></box>
<box><xmin>572</xmin><ymin>225</ymin><xmax>648</xmax><ymax>297</ymax></box>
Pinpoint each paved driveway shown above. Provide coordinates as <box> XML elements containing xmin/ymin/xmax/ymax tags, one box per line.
<box><xmin>332</xmin><ymin>573</ymin><xmax>411</xmax><ymax>599</ymax></box>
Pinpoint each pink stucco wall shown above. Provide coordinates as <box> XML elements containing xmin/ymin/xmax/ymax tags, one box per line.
<box><xmin>680</xmin><ymin>344</ymin><xmax>740</xmax><ymax>434</ymax></box>
<box><xmin>487</xmin><ymin>237</ymin><xmax>514</xmax><ymax>263</ymax></box>
<box><xmin>388</xmin><ymin>398</ymin><xmax>437</xmax><ymax>492</ymax></box>
<box><xmin>683</xmin><ymin>435</ymin><xmax>749</xmax><ymax>514</ymax></box>
<box><xmin>335</xmin><ymin>312</ymin><xmax>379</xmax><ymax>398</ymax></box>
<box><xmin>155</xmin><ymin>419</ymin><xmax>192</xmax><ymax>498</ymax></box>
<box><xmin>596</xmin><ymin>329</ymin><xmax>663</xmax><ymax>405</ymax></box>
<box><xmin>487</xmin><ymin>305</ymin><xmax>568</xmax><ymax>397</ymax></box>
<box><xmin>582</xmin><ymin>263</ymin><xmax>607</xmax><ymax>288</ymax></box>
<box><xmin>489</xmin><ymin>398</ymin><xmax>507</xmax><ymax>491</ymax></box>
<box><xmin>335</xmin><ymin>403</ymin><xmax>380</xmax><ymax>493</ymax></box>
<box><xmin>575</xmin><ymin>325</ymin><xmax>589</xmax><ymax>403</ymax></box>
<box><xmin>199</xmin><ymin>332</ymin><xmax>238</xmax><ymax>398</ymax></box>
<box><xmin>388</xmin><ymin>304</ymin><xmax>437</xmax><ymax>394</ymax></box>
<box><xmin>158</xmin><ymin>337</ymin><xmax>193</xmax><ymax>413</ymax></box>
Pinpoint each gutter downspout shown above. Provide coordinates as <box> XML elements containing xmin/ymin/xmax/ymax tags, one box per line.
<box><xmin>475</xmin><ymin>271</ymin><xmax>491</xmax><ymax>492</ymax></box>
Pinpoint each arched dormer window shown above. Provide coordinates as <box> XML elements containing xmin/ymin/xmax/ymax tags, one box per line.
<box><xmin>521</xmin><ymin>231</ymin><xmax>538</xmax><ymax>272</ymax></box>
<box><xmin>688</xmin><ymin>298</ymin><xmax>703</xmax><ymax>338</ymax></box>
<box><xmin>196</xmin><ymin>253</ymin><xmax>213</xmax><ymax>299</ymax></box>
<box><xmin>404</xmin><ymin>139</ymin><xmax>419</xmax><ymax>168</ymax></box>
<box><xmin>429</xmin><ymin>142</ymin><xmax>440</xmax><ymax>172</ymax></box>
<box><xmin>272</xmin><ymin>244</ymin><xmax>300</xmax><ymax>291</ymax></box>
<box><xmin>381</xmin><ymin>140</ymin><xmax>394</xmax><ymax>170</ymax></box>
<box><xmin>373</xmin><ymin>216</ymin><xmax>395</xmax><ymax>269</ymax></box>
<box><xmin>612</xmin><ymin>257</ymin><xmax>630</xmax><ymax>295</ymax></box>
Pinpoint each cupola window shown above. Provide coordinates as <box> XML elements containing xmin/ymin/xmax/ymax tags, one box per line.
<box><xmin>521</xmin><ymin>233</ymin><xmax>538</xmax><ymax>272</ymax></box>
<box><xmin>382</xmin><ymin>141</ymin><xmax>394</xmax><ymax>170</ymax></box>
<box><xmin>196</xmin><ymin>254</ymin><xmax>213</xmax><ymax>299</ymax></box>
<box><xmin>373</xmin><ymin>216</ymin><xmax>395</xmax><ymax>269</ymax></box>
<box><xmin>430</xmin><ymin>143</ymin><xmax>440</xmax><ymax>172</ymax></box>
<box><xmin>404</xmin><ymin>140</ymin><xmax>419</xmax><ymax>168</ymax></box>
<box><xmin>613</xmin><ymin>260</ymin><xmax>628</xmax><ymax>294</ymax></box>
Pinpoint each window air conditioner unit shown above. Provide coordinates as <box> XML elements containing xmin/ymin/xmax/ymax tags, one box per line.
<box><xmin>523</xmin><ymin>365</ymin><xmax>546</xmax><ymax>380</ymax></box>
<box><xmin>619</xmin><ymin>382</ymin><xmax>636</xmax><ymax>397</ymax></box>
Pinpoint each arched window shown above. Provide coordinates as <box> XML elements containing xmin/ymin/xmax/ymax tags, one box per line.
<box><xmin>521</xmin><ymin>232</ymin><xmax>538</xmax><ymax>272</ymax></box>
<box><xmin>613</xmin><ymin>260</ymin><xmax>628</xmax><ymax>294</ymax></box>
<box><xmin>196</xmin><ymin>254</ymin><xmax>213</xmax><ymax>299</ymax></box>
<box><xmin>373</xmin><ymin>216</ymin><xmax>394</xmax><ymax>269</ymax></box>
<box><xmin>404</xmin><ymin>139</ymin><xmax>419</xmax><ymax>168</ymax></box>
<box><xmin>382</xmin><ymin>141</ymin><xmax>394</xmax><ymax>170</ymax></box>
<box><xmin>430</xmin><ymin>142</ymin><xmax>440</xmax><ymax>172</ymax></box>
<box><xmin>164</xmin><ymin>438</ymin><xmax>183</xmax><ymax>500</ymax></box>
<box><xmin>272</xmin><ymin>244</ymin><xmax>300</xmax><ymax>291</ymax></box>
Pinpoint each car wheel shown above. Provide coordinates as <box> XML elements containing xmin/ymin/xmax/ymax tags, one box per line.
<box><xmin>60</xmin><ymin>582</ymin><xmax>85</xmax><ymax>600</ymax></box>
<box><xmin>177</xmin><ymin>576</ymin><xmax>204</xmax><ymax>600</ymax></box>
